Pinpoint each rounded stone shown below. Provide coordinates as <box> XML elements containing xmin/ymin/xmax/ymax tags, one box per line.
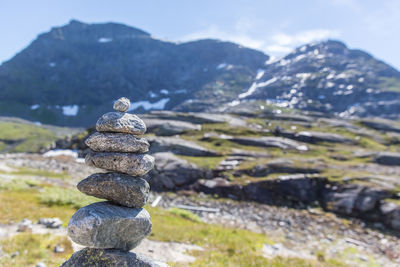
<box><xmin>78</xmin><ymin>173</ymin><xmax>150</xmax><ymax>208</ymax></box>
<box><xmin>61</xmin><ymin>248</ymin><xmax>168</xmax><ymax>267</ymax></box>
<box><xmin>67</xmin><ymin>202</ymin><xmax>152</xmax><ymax>251</ymax></box>
<box><xmin>113</xmin><ymin>97</ymin><xmax>130</xmax><ymax>112</ymax></box>
<box><xmin>85</xmin><ymin>132</ymin><xmax>150</xmax><ymax>153</ymax></box>
<box><xmin>85</xmin><ymin>151</ymin><xmax>154</xmax><ymax>176</ymax></box>
<box><xmin>96</xmin><ymin>112</ymin><xmax>146</xmax><ymax>135</ymax></box>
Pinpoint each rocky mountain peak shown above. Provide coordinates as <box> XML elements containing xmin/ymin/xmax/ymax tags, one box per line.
<box><xmin>41</xmin><ymin>19</ymin><xmax>150</xmax><ymax>43</ymax></box>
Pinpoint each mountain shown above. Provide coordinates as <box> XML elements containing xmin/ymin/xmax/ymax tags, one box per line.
<box><xmin>228</xmin><ymin>40</ymin><xmax>400</xmax><ymax>118</ymax></box>
<box><xmin>0</xmin><ymin>20</ymin><xmax>399</xmax><ymax>126</ymax></box>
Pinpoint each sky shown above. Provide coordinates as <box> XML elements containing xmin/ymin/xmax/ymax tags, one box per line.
<box><xmin>0</xmin><ymin>0</ymin><xmax>399</xmax><ymax>69</ymax></box>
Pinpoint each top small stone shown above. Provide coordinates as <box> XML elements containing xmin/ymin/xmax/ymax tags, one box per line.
<box><xmin>113</xmin><ymin>97</ymin><xmax>130</xmax><ymax>112</ymax></box>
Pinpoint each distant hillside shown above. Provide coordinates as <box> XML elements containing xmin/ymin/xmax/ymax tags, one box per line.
<box><xmin>0</xmin><ymin>20</ymin><xmax>399</xmax><ymax>126</ymax></box>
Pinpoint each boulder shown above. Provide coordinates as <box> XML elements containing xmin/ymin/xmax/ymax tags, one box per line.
<box><xmin>67</xmin><ymin>202</ymin><xmax>152</xmax><ymax>251</ymax></box>
<box><xmin>229</xmin><ymin>136</ymin><xmax>307</xmax><ymax>150</ymax></box>
<box><xmin>270</xmin><ymin>114</ymin><xmax>313</xmax><ymax>122</ymax></box>
<box><xmin>144</xmin><ymin>119</ymin><xmax>201</xmax><ymax>136</ymax></box>
<box><xmin>96</xmin><ymin>112</ymin><xmax>146</xmax><ymax>135</ymax></box>
<box><xmin>360</xmin><ymin>119</ymin><xmax>400</xmax><ymax>133</ymax></box>
<box><xmin>149</xmin><ymin>137</ymin><xmax>218</xmax><ymax>156</ymax></box>
<box><xmin>38</xmin><ymin>218</ymin><xmax>62</xmax><ymax>229</ymax></box>
<box><xmin>148</xmin><ymin>152</ymin><xmax>211</xmax><ymax>190</ymax></box>
<box><xmin>294</xmin><ymin>131</ymin><xmax>354</xmax><ymax>144</ymax></box>
<box><xmin>245</xmin><ymin>159</ymin><xmax>322</xmax><ymax>177</ymax></box>
<box><xmin>86</xmin><ymin>151</ymin><xmax>154</xmax><ymax>176</ymax></box>
<box><xmin>78</xmin><ymin>173</ymin><xmax>150</xmax><ymax>208</ymax></box>
<box><xmin>380</xmin><ymin>201</ymin><xmax>400</xmax><ymax>231</ymax></box>
<box><xmin>85</xmin><ymin>132</ymin><xmax>149</xmax><ymax>153</ymax></box>
<box><xmin>61</xmin><ymin>248</ymin><xmax>167</xmax><ymax>267</ymax></box>
<box><xmin>147</xmin><ymin>110</ymin><xmax>227</xmax><ymax>124</ymax></box>
<box><xmin>243</xmin><ymin>176</ymin><xmax>320</xmax><ymax>204</ymax></box>
<box><xmin>321</xmin><ymin>184</ymin><xmax>391</xmax><ymax>218</ymax></box>
<box><xmin>373</xmin><ymin>152</ymin><xmax>400</xmax><ymax>166</ymax></box>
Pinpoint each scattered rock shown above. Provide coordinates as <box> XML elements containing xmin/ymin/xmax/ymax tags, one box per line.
<box><xmin>38</xmin><ymin>218</ymin><xmax>63</xmax><ymax>229</ymax></box>
<box><xmin>144</xmin><ymin>119</ymin><xmax>201</xmax><ymax>136</ymax></box>
<box><xmin>17</xmin><ymin>219</ymin><xmax>33</xmax><ymax>232</ymax></box>
<box><xmin>148</xmin><ymin>152</ymin><xmax>211</xmax><ymax>190</ymax></box>
<box><xmin>294</xmin><ymin>131</ymin><xmax>354</xmax><ymax>144</ymax></box>
<box><xmin>229</xmin><ymin>136</ymin><xmax>307</xmax><ymax>150</ymax></box>
<box><xmin>61</xmin><ymin>248</ymin><xmax>167</xmax><ymax>267</ymax></box>
<box><xmin>244</xmin><ymin>159</ymin><xmax>322</xmax><ymax>177</ymax></box>
<box><xmin>113</xmin><ymin>97</ymin><xmax>130</xmax><ymax>112</ymax></box>
<box><xmin>85</xmin><ymin>132</ymin><xmax>149</xmax><ymax>153</ymax></box>
<box><xmin>322</xmin><ymin>184</ymin><xmax>391</xmax><ymax>217</ymax></box>
<box><xmin>374</xmin><ymin>152</ymin><xmax>400</xmax><ymax>166</ymax></box>
<box><xmin>67</xmin><ymin>202</ymin><xmax>152</xmax><ymax>251</ymax></box>
<box><xmin>54</xmin><ymin>245</ymin><xmax>65</xmax><ymax>253</ymax></box>
<box><xmin>11</xmin><ymin>251</ymin><xmax>20</xmax><ymax>258</ymax></box>
<box><xmin>270</xmin><ymin>114</ymin><xmax>313</xmax><ymax>122</ymax></box>
<box><xmin>361</xmin><ymin>119</ymin><xmax>400</xmax><ymax>133</ymax></box>
<box><xmin>36</xmin><ymin>262</ymin><xmax>46</xmax><ymax>267</ymax></box>
<box><xmin>96</xmin><ymin>112</ymin><xmax>146</xmax><ymax>135</ymax></box>
<box><xmin>380</xmin><ymin>201</ymin><xmax>400</xmax><ymax>231</ymax></box>
<box><xmin>78</xmin><ymin>173</ymin><xmax>150</xmax><ymax>208</ymax></box>
<box><xmin>146</xmin><ymin>110</ymin><xmax>227</xmax><ymax>124</ymax></box>
<box><xmin>85</xmin><ymin>151</ymin><xmax>154</xmax><ymax>176</ymax></box>
<box><xmin>229</xmin><ymin>148</ymin><xmax>270</xmax><ymax>158</ymax></box>
<box><xmin>134</xmin><ymin>239</ymin><xmax>203</xmax><ymax>263</ymax></box>
<box><xmin>149</xmin><ymin>136</ymin><xmax>218</xmax><ymax>156</ymax></box>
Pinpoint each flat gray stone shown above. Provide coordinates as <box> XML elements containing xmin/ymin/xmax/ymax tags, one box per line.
<box><xmin>229</xmin><ymin>136</ymin><xmax>306</xmax><ymax>150</ymax></box>
<box><xmin>86</xmin><ymin>151</ymin><xmax>154</xmax><ymax>176</ymax></box>
<box><xmin>148</xmin><ymin>136</ymin><xmax>218</xmax><ymax>156</ymax></box>
<box><xmin>67</xmin><ymin>202</ymin><xmax>152</xmax><ymax>251</ymax></box>
<box><xmin>78</xmin><ymin>173</ymin><xmax>149</xmax><ymax>208</ymax></box>
<box><xmin>96</xmin><ymin>112</ymin><xmax>146</xmax><ymax>135</ymax></box>
<box><xmin>114</xmin><ymin>97</ymin><xmax>130</xmax><ymax>112</ymax></box>
<box><xmin>85</xmin><ymin>132</ymin><xmax>149</xmax><ymax>153</ymax></box>
<box><xmin>374</xmin><ymin>152</ymin><xmax>400</xmax><ymax>166</ymax></box>
<box><xmin>61</xmin><ymin>248</ymin><xmax>168</xmax><ymax>267</ymax></box>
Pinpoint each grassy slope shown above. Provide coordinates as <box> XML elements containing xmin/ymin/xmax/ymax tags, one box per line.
<box><xmin>0</xmin><ymin>175</ymin><xmax>350</xmax><ymax>267</ymax></box>
<box><xmin>0</xmin><ymin>121</ymin><xmax>57</xmax><ymax>153</ymax></box>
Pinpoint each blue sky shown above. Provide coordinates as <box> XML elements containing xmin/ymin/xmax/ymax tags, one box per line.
<box><xmin>1</xmin><ymin>0</ymin><xmax>399</xmax><ymax>69</ymax></box>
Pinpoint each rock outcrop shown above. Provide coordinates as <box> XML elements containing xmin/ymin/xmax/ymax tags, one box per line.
<box><xmin>62</xmin><ymin>98</ymin><xmax>165</xmax><ymax>266</ymax></box>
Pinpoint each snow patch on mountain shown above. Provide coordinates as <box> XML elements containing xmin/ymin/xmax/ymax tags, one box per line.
<box><xmin>62</xmin><ymin>105</ymin><xmax>79</xmax><ymax>116</ymax></box>
<box><xmin>98</xmin><ymin>37</ymin><xmax>113</xmax><ymax>43</ymax></box>
<box><xmin>129</xmin><ymin>98</ymin><xmax>170</xmax><ymax>111</ymax></box>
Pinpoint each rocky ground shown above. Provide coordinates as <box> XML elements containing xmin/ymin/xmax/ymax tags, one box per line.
<box><xmin>1</xmin><ymin>109</ymin><xmax>400</xmax><ymax>266</ymax></box>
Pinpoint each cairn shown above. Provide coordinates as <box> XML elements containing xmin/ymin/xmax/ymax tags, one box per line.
<box><xmin>62</xmin><ymin>97</ymin><xmax>166</xmax><ymax>266</ymax></box>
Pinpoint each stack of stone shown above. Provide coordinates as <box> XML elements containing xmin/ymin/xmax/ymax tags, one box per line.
<box><xmin>62</xmin><ymin>97</ymin><xmax>166</xmax><ymax>267</ymax></box>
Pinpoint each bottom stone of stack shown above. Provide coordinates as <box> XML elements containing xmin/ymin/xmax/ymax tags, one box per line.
<box><xmin>68</xmin><ymin>202</ymin><xmax>152</xmax><ymax>251</ymax></box>
<box><xmin>61</xmin><ymin>248</ymin><xmax>168</xmax><ymax>267</ymax></box>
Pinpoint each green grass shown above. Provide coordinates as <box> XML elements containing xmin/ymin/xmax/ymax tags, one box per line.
<box><xmin>0</xmin><ymin>233</ymin><xmax>73</xmax><ymax>267</ymax></box>
<box><xmin>178</xmin><ymin>155</ymin><xmax>225</xmax><ymax>169</ymax></box>
<box><xmin>0</xmin><ymin>190</ymin><xmax>76</xmax><ymax>225</ymax></box>
<box><xmin>38</xmin><ymin>187</ymin><xmax>100</xmax><ymax>209</ymax></box>
<box><xmin>0</xmin><ymin>121</ymin><xmax>57</xmax><ymax>153</ymax></box>
<box><xmin>7</xmin><ymin>167</ymin><xmax>70</xmax><ymax>179</ymax></box>
<box><xmin>168</xmin><ymin>207</ymin><xmax>202</xmax><ymax>223</ymax></box>
<box><xmin>148</xmin><ymin>206</ymin><xmax>346</xmax><ymax>267</ymax></box>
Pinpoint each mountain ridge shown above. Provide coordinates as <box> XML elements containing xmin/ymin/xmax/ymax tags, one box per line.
<box><xmin>0</xmin><ymin>20</ymin><xmax>399</xmax><ymax>126</ymax></box>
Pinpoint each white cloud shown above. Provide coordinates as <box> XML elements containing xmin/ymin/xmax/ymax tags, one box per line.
<box><xmin>180</xmin><ymin>25</ymin><xmax>340</xmax><ymax>57</ymax></box>
<box><xmin>265</xmin><ymin>45</ymin><xmax>292</xmax><ymax>53</ymax></box>
<box><xmin>266</xmin><ymin>29</ymin><xmax>340</xmax><ymax>54</ymax></box>
<box><xmin>180</xmin><ymin>24</ymin><xmax>266</xmax><ymax>51</ymax></box>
